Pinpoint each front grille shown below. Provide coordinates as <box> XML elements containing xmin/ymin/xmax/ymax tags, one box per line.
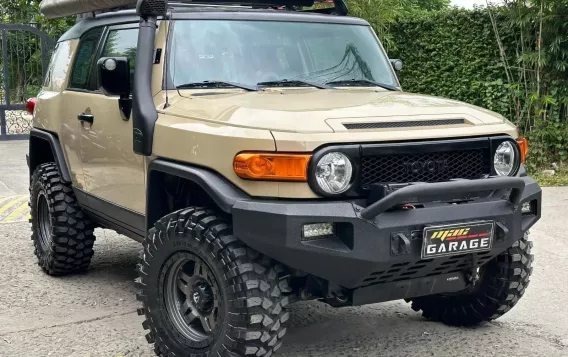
<box><xmin>359</xmin><ymin>251</ymin><xmax>495</xmax><ymax>288</ymax></box>
<box><xmin>360</xmin><ymin>148</ymin><xmax>488</xmax><ymax>189</ymax></box>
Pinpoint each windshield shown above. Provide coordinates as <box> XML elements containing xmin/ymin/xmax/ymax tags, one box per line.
<box><xmin>168</xmin><ymin>20</ymin><xmax>398</xmax><ymax>89</ymax></box>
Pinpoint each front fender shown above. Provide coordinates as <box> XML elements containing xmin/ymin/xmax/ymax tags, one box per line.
<box><xmin>146</xmin><ymin>159</ymin><xmax>249</xmax><ymax>230</ymax></box>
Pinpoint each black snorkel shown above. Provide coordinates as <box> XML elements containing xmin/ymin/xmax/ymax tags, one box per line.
<box><xmin>132</xmin><ymin>0</ymin><xmax>167</xmax><ymax>155</ymax></box>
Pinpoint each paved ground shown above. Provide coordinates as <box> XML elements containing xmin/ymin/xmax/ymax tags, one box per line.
<box><xmin>1</xmin><ymin>140</ymin><xmax>568</xmax><ymax>357</ymax></box>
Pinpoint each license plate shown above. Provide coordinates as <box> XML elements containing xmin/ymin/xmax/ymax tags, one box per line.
<box><xmin>421</xmin><ymin>221</ymin><xmax>494</xmax><ymax>258</ymax></box>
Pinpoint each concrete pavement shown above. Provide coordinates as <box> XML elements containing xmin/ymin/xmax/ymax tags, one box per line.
<box><xmin>1</xmin><ymin>140</ymin><xmax>567</xmax><ymax>357</ymax></box>
<box><xmin>0</xmin><ymin>140</ymin><xmax>29</xmax><ymax>197</ymax></box>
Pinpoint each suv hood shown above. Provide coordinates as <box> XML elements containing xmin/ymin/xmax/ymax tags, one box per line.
<box><xmin>164</xmin><ymin>89</ymin><xmax>510</xmax><ymax>133</ymax></box>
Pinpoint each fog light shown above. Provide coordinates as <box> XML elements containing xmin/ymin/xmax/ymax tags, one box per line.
<box><xmin>302</xmin><ymin>223</ymin><xmax>335</xmax><ymax>239</ymax></box>
<box><xmin>521</xmin><ymin>201</ymin><xmax>535</xmax><ymax>214</ymax></box>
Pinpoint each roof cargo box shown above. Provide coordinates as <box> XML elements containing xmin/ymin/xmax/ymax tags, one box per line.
<box><xmin>40</xmin><ymin>0</ymin><xmax>318</xmax><ymax>18</ymax></box>
<box><xmin>40</xmin><ymin>0</ymin><xmax>137</xmax><ymax>18</ymax></box>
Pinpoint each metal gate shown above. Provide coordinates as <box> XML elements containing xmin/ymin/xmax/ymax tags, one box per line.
<box><xmin>0</xmin><ymin>24</ymin><xmax>54</xmax><ymax>140</ymax></box>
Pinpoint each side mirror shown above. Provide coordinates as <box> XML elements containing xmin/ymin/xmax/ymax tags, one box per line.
<box><xmin>390</xmin><ymin>59</ymin><xmax>404</xmax><ymax>71</ymax></box>
<box><xmin>97</xmin><ymin>57</ymin><xmax>130</xmax><ymax>97</ymax></box>
<box><xmin>97</xmin><ymin>57</ymin><xmax>132</xmax><ymax>120</ymax></box>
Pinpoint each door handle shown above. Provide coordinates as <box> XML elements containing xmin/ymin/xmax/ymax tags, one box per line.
<box><xmin>77</xmin><ymin>113</ymin><xmax>94</xmax><ymax>124</ymax></box>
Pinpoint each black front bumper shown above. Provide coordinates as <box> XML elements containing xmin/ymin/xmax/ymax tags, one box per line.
<box><xmin>232</xmin><ymin>176</ymin><xmax>541</xmax><ymax>304</ymax></box>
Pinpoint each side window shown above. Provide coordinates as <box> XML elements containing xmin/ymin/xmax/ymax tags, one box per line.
<box><xmin>43</xmin><ymin>41</ymin><xmax>72</xmax><ymax>91</ymax></box>
<box><xmin>101</xmin><ymin>28</ymin><xmax>139</xmax><ymax>85</ymax></box>
<box><xmin>69</xmin><ymin>27</ymin><xmax>104</xmax><ymax>90</ymax></box>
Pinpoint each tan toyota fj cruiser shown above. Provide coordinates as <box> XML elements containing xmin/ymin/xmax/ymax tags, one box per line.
<box><xmin>28</xmin><ymin>0</ymin><xmax>541</xmax><ymax>355</ymax></box>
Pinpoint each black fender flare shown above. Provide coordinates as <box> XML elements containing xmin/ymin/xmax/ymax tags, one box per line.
<box><xmin>518</xmin><ymin>164</ymin><xmax>528</xmax><ymax>177</ymax></box>
<box><xmin>29</xmin><ymin>128</ymin><xmax>72</xmax><ymax>183</ymax></box>
<box><xmin>146</xmin><ymin>159</ymin><xmax>250</xmax><ymax>230</ymax></box>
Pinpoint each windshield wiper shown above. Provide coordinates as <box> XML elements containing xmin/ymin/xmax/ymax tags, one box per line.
<box><xmin>325</xmin><ymin>79</ymin><xmax>399</xmax><ymax>91</ymax></box>
<box><xmin>257</xmin><ymin>79</ymin><xmax>331</xmax><ymax>90</ymax></box>
<box><xmin>176</xmin><ymin>81</ymin><xmax>258</xmax><ymax>92</ymax></box>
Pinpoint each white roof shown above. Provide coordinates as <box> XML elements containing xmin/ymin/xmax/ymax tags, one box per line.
<box><xmin>40</xmin><ymin>0</ymin><xmax>137</xmax><ymax>18</ymax></box>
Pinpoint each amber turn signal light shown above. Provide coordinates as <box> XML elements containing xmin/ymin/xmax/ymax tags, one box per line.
<box><xmin>516</xmin><ymin>137</ymin><xmax>528</xmax><ymax>163</ymax></box>
<box><xmin>234</xmin><ymin>153</ymin><xmax>311</xmax><ymax>181</ymax></box>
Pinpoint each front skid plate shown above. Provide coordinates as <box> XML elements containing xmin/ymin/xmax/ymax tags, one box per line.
<box><xmin>351</xmin><ymin>272</ymin><xmax>467</xmax><ymax>306</ymax></box>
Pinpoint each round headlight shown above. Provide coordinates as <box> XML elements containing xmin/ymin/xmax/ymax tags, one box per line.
<box><xmin>494</xmin><ymin>141</ymin><xmax>517</xmax><ymax>176</ymax></box>
<box><xmin>315</xmin><ymin>152</ymin><xmax>353</xmax><ymax>194</ymax></box>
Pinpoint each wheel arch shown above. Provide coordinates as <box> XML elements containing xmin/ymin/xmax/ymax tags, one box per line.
<box><xmin>146</xmin><ymin>159</ymin><xmax>249</xmax><ymax>231</ymax></box>
<box><xmin>28</xmin><ymin>129</ymin><xmax>72</xmax><ymax>184</ymax></box>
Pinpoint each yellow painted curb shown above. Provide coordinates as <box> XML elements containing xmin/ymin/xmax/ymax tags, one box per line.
<box><xmin>0</xmin><ymin>195</ymin><xmax>30</xmax><ymax>223</ymax></box>
<box><xmin>4</xmin><ymin>202</ymin><xmax>30</xmax><ymax>222</ymax></box>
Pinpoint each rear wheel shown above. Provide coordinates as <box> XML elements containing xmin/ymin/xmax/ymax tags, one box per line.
<box><xmin>30</xmin><ymin>163</ymin><xmax>96</xmax><ymax>275</ymax></box>
<box><xmin>137</xmin><ymin>207</ymin><xmax>290</xmax><ymax>357</ymax></box>
<box><xmin>409</xmin><ymin>233</ymin><xmax>533</xmax><ymax>326</ymax></box>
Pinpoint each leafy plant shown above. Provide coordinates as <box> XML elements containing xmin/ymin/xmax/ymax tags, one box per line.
<box><xmin>1</xmin><ymin>0</ymin><xmax>74</xmax><ymax>103</ymax></box>
<box><xmin>346</xmin><ymin>0</ymin><xmax>410</xmax><ymax>49</ymax></box>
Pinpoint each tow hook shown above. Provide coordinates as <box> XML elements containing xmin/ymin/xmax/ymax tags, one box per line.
<box><xmin>466</xmin><ymin>253</ymin><xmax>480</xmax><ymax>287</ymax></box>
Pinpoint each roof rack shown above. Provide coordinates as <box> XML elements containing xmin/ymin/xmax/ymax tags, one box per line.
<box><xmin>40</xmin><ymin>0</ymin><xmax>347</xmax><ymax>19</ymax></box>
<box><xmin>301</xmin><ymin>0</ymin><xmax>348</xmax><ymax>15</ymax></box>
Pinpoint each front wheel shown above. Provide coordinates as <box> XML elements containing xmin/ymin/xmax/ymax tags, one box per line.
<box><xmin>409</xmin><ymin>233</ymin><xmax>533</xmax><ymax>326</ymax></box>
<box><xmin>137</xmin><ymin>207</ymin><xmax>290</xmax><ymax>357</ymax></box>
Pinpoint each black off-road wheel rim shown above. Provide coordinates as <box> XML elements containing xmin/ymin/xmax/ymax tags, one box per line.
<box><xmin>163</xmin><ymin>252</ymin><xmax>222</xmax><ymax>346</ymax></box>
<box><xmin>36</xmin><ymin>192</ymin><xmax>52</xmax><ymax>253</ymax></box>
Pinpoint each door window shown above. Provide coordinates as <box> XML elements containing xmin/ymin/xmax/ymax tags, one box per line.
<box><xmin>43</xmin><ymin>41</ymin><xmax>72</xmax><ymax>91</ymax></box>
<box><xmin>69</xmin><ymin>27</ymin><xmax>104</xmax><ymax>90</ymax></box>
<box><xmin>101</xmin><ymin>28</ymin><xmax>139</xmax><ymax>85</ymax></box>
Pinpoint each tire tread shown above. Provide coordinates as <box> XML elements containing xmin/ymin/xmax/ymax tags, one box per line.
<box><xmin>30</xmin><ymin>163</ymin><xmax>96</xmax><ymax>275</ymax></box>
<box><xmin>138</xmin><ymin>208</ymin><xmax>289</xmax><ymax>357</ymax></box>
<box><xmin>409</xmin><ymin>233</ymin><xmax>533</xmax><ymax>326</ymax></box>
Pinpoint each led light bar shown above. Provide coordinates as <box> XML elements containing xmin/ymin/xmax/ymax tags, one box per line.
<box><xmin>521</xmin><ymin>200</ymin><xmax>536</xmax><ymax>215</ymax></box>
<box><xmin>302</xmin><ymin>223</ymin><xmax>335</xmax><ymax>239</ymax></box>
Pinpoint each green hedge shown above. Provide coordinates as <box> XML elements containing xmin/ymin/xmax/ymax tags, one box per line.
<box><xmin>387</xmin><ymin>9</ymin><xmax>513</xmax><ymax>116</ymax></box>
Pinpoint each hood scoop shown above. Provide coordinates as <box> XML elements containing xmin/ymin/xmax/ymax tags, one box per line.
<box><xmin>343</xmin><ymin>118</ymin><xmax>467</xmax><ymax>130</ymax></box>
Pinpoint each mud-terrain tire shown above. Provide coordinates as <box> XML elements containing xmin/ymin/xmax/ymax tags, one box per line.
<box><xmin>30</xmin><ymin>163</ymin><xmax>96</xmax><ymax>275</ymax></box>
<box><xmin>137</xmin><ymin>207</ymin><xmax>290</xmax><ymax>357</ymax></box>
<box><xmin>409</xmin><ymin>233</ymin><xmax>533</xmax><ymax>326</ymax></box>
